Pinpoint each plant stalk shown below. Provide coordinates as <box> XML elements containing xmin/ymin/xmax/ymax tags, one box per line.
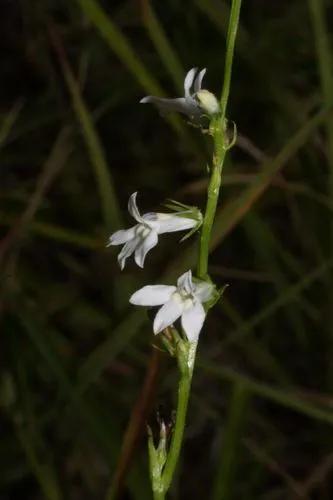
<box><xmin>198</xmin><ymin>0</ymin><xmax>242</xmax><ymax>279</ymax></box>
<box><xmin>153</xmin><ymin>491</ymin><xmax>165</xmax><ymax>500</ymax></box>
<box><xmin>161</xmin><ymin>342</ymin><xmax>197</xmax><ymax>492</ymax></box>
<box><xmin>149</xmin><ymin>1</ymin><xmax>242</xmax><ymax>497</ymax></box>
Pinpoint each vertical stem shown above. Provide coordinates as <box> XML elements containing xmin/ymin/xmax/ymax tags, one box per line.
<box><xmin>198</xmin><ymin>146</ymin><xmax>226</xmax><ymax>278</ymax></box>
<box><xmin>149</xmin><ymin>1</ymin><xmax>242</xmax><ymax>498</ymax></box>
<box><xmin>153</xmin><ymin>491</ymin><xmax>165</xmax><ymax>500</ymax></box>
<box><xmin>198</xmin><ymin>0</ymin><xmax>242</xmax><ymax>279</ymax></box>
<box><xmin>162</xmin><ymin>342</ymin><xmax>197</xmax><ymax>491</ymax></box>
<box><xmin>220</xmin><ymin>0</ymin><xmax>243</xmax><ymax>121</ymax></box>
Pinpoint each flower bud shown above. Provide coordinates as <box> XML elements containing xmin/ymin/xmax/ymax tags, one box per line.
<box><xmin>196</xmin><ymin>89</ymin><xmax>220</xmax><ymax>115</ymax></box>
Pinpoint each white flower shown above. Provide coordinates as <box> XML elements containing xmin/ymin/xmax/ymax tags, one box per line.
<box><xmin>107</xmin><ymin>193</ymin><xmax>197</xmax><ymax>270</ymax></box>
<box><xmin>129</xmin><ymin>270</ymin><xmax>214</xmax><ymax>342</ymax></box>
<box><xmin>140</xmin><ymin>67</ymin><xmax>220</xmax><ymax>121</ymax></box>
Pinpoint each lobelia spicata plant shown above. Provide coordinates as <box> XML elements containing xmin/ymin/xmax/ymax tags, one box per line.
<box><xmin>108</xmin><ymin>1</ymin><xmax>242</xmax><ymax>497</ymax></box>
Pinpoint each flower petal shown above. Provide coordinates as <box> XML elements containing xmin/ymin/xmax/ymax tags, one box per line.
<box><xmin>142</xmin><ymin>212</ymin><xmax>157</xmax><ymax>221</ymax></box>
<box><xmin>117</xmin><ymin>237</ymin><xmax>139</xmax><ymax>270</ymax></box>
<box><xmin>184</xmin><ymin>68</ymin><xmax>197</xmax><ymax>98</ymax></box>
<box><xmin>194</xmin><ymin>281</ymin><xmax>214</xmax><ymax>303</ymax></box>
<box><xmin>141</xmin><ymin>213</ymin><xmax>161</xmax><ymax>232</ymax></box>
<box><xmin>107</xmin><ymin>227</ymin><xmax>136</xmax><ymax>246</ymax></box>
<box><xmin>194</xmin><ymin>68</ymin><xmax>206</xmax><ymax>93</ymax></box>
<box><xmin>181</xmin><ymin>300</ymin><xmax>206</xmax><ymax>341</ymax></box>
<box><xmin>177</xmin><ymin>270</ymin><xmax>194</xmax><ymax>294</ymax></box>
<box><xmin>155</xmin><ymin>214</ymin><xmax>196</xmax><ymax>234</ymax></box>
<box><xmin>153</xmin><ymin>297</ymin><xmax>184</xmax><ymax>334</ymax></box>
<box><xmin>141</xmin><ymin>96</ymin><xmax>191</xmax><ymax>115</ymax></box>
<box><xmin>130</xmin><ymin>285</ymin><xmax>176</xmax><ymax>306</ymax></box>
<box><xmin>128</xmin><ymin>192</ymin><xmax>144</xmax><ymax>223</ymax></box>
<box><xmin>134</xmin><ymin>230</ymin><xmax>158</xmax><ymax>268</ymax></box>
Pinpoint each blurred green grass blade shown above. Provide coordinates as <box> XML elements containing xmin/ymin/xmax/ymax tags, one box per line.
<box><xmin>15</xmin><ymin>425</ymin><xmax>63</xmax><ymax>500</ymax></box>
<box><xmin>216</xmin><ymin>298</ymin><xmax>290</xmax><ymax>384</ymax></box>
<box><xmin>52</xmin><ymin>36</ymin><xmax>122</xmax><ymax>231</ymax></box>
<box><xmin>237</xmin><ymin>340</ymin><xmax>291</xmax><ymax>385</ymax></box>
<box><xmin>12</xmin><ymin>359</ymin><xmax>63</xmax><ymax>500</ymax></box>
<box><xmin>75</xmin><ymin>0</ymin><xmax>192</xmax><ymax>140</ymax></box>
<box><xmin>0</xmin><ymin>100</ymin><xmax>23</xmax><ymax>148</ymax></box>
<box><xmin>66</xmin><ymin>79</ymin><xmax>121</xmax><ymax>231</ymax></box>
<box><xmin>194</xmin><ymin>0</ymin><xmax>248</xmax><ymax>57</ymax></box>
<box><xmin>0</xmin><ymin>127</ymin><xmax>73</xmax><ymax>259</ymax></box>
<box><xmin>195</xmin><ymin>0</ymin><xmax>231</xmax><ymax>38</ymax></box>
<box><xmin>212</xmin><ymin>382</ymin><xmax>249</xmax><ymax>500</ymax></box>
<box><xmin>245</xmin><ymin>214</ymin><xmax>319</xmax><ymax>321</ymax></box>
<box><xmin>308</xmin><ymin>0</ymin><xmax>333</xmax><ymax>170</ymax></box>
<box><xmin>0</xmin><ymin>213</ymin><xmax>102</xmax><ymax>249</ymax></box>
<box><xmin>76</xmin><ymin>107</ymin><xmax>330</xmax><ymax>393</ymax></box>
<box><xmin>218</xmin><ymin>296</ymin><xmax>243</xmax><ymax>326</ymax></box>
<box><xmin>223</xmin><ymin>257</ymin><xmax>333</xmax><ymax>347</ymax></box>
<box><xmin>308</xmin><ymin>0</ymin><xmax>333</xmax><ymax>389</ymax></box>
<box><xmin>141</xmin><ymin>0</ymin><xmax>184</xmax><ymax>91</ymax></box>
<box><xmin>77</xmin><ymin>309</ymin><xmax>145</xmax><ymax>393</ymax></box>
<box><xmin>16</xmin><ymin>306</ymin><xmax>118</xmax><ymax>459</ymax></box>
<box><xmin>199</xmin><ymin>360</ymin><xmax>333</xmax><ymax>426</ymax></box>
<box><xmin>244</xmin><ymin>212</ymin><xmax>307</xmax><ymax>345</ymax></box>
<box><xmin>76</xmin><ymin>0</ymin><xmax>163</xmax><ymax>96</ymax></box>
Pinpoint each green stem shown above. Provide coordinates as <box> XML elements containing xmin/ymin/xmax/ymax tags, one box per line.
<box><xmin>149</xmin><ymin>1</ymin><xmax>242</xmax><ymax>497</ymax></box>
<box><xmin>153</xmin><ymin>491</ymin><xmax>165</xmax><ymax>500</ymax></box>
<box><xmin>198</xmin><ymin>143</ymin><xmax>226</xmax><ymax>278</ymax></box>
<box><xmin>220</xmin><ymin>0</ymin><xmax>243</xmax><ymax>120</ymax></box>
<box><xmin>198</xmin><ymin>0</ymin><xmax>242</xmax><ymax>279</ymax></box>
<box><xmin>161</xmin><ymin>342</ymin><xmax>197</xmax><ymax>491</ymax></box>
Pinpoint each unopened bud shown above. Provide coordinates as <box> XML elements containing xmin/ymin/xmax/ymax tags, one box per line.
<box><xmin>196</xmin><ymin>90</ymin><xmax>220</xmax><ymax>115</ymax></box>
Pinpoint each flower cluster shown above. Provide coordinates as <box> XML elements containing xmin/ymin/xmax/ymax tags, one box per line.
<box><xmin>108</xmin><ymin>69</ymin><xmax>219</xmax><ymax>341</ymax></box>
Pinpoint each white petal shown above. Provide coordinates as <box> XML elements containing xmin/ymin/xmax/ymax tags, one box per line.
<box><xmin>142</xmin><ymin>212</ymin><xmax>157</xmax><ymax>221</ymax></box>
<box><xmin>130</xmin><ymin>285</ymin><xmax>176</xmax><ymax>306</ymax></box>
<box><xmin>184</xmin><ymin>68</ymin><xmax>197</xmax><ymax>98</ymax></box>
<box><xmin>155</xmin><ymin>214</ymin><xmax>196</xmax><ymax>235</ymax></box>
<box><xmin>194</xmin><ymin>68</ymin><xmax>206</xmax><ymax>92</ymax></box>
<box><xmin>134</xmin><ymin>230</ymin><xmax>158</xmax><ymax>268</ymax></box>
<box><xmin>181</xmin><ymin>300</ymin><xmax>206</xmax><ymax>341</ymax></box>
<box><xmin>153</xmin><ymin>297</ymin><xmax>184</xmax><ymax>334</ymax></box>
<box><xmin>141</xmin><ymin>96</ymin><xmax>193</xmax><ymax>115</ymax></box>
<box><xmin>140</xmin><ymin>96</ymin><xmax>153</xmax><ymax>103</ymax></box>
<box><xmin>107</xmin><ymin>227</ymin><xmax>136</xmax><ymax>246</ymax></box>
<box><xmin>117</xmin><ymin>237</ymin><xmax>139</xmax><ymax>270</ymax></box>
<box><xmin>194</xmin><ymin>281</ymin><xmax>214</xmax><ymax>303</ymax></box>
<box><xmin>128</xmin><ymin>192</ymin><xmax>144</xmax><ymax>223</ymax></box>
<box><xmin>141</xmin><ymin>213</ymin><xmax>161</xmax><ymax>231</ymax></box>
<box><xmin>177</xmin><ymin>270</ymin><xmax>194</xmax><ymax>294</ymax></box>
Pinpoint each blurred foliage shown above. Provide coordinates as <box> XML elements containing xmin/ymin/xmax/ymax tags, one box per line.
<box><xmin>1</xmin><ymin>0</ymin><xmax>333</xmax><ymax>499</ymax></box>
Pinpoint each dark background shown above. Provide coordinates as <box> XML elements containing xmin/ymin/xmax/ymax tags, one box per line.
<box><xmin>1</xmin><ymin>0</ymin><xmax>333</xmax><ymax>498</ymax></box>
